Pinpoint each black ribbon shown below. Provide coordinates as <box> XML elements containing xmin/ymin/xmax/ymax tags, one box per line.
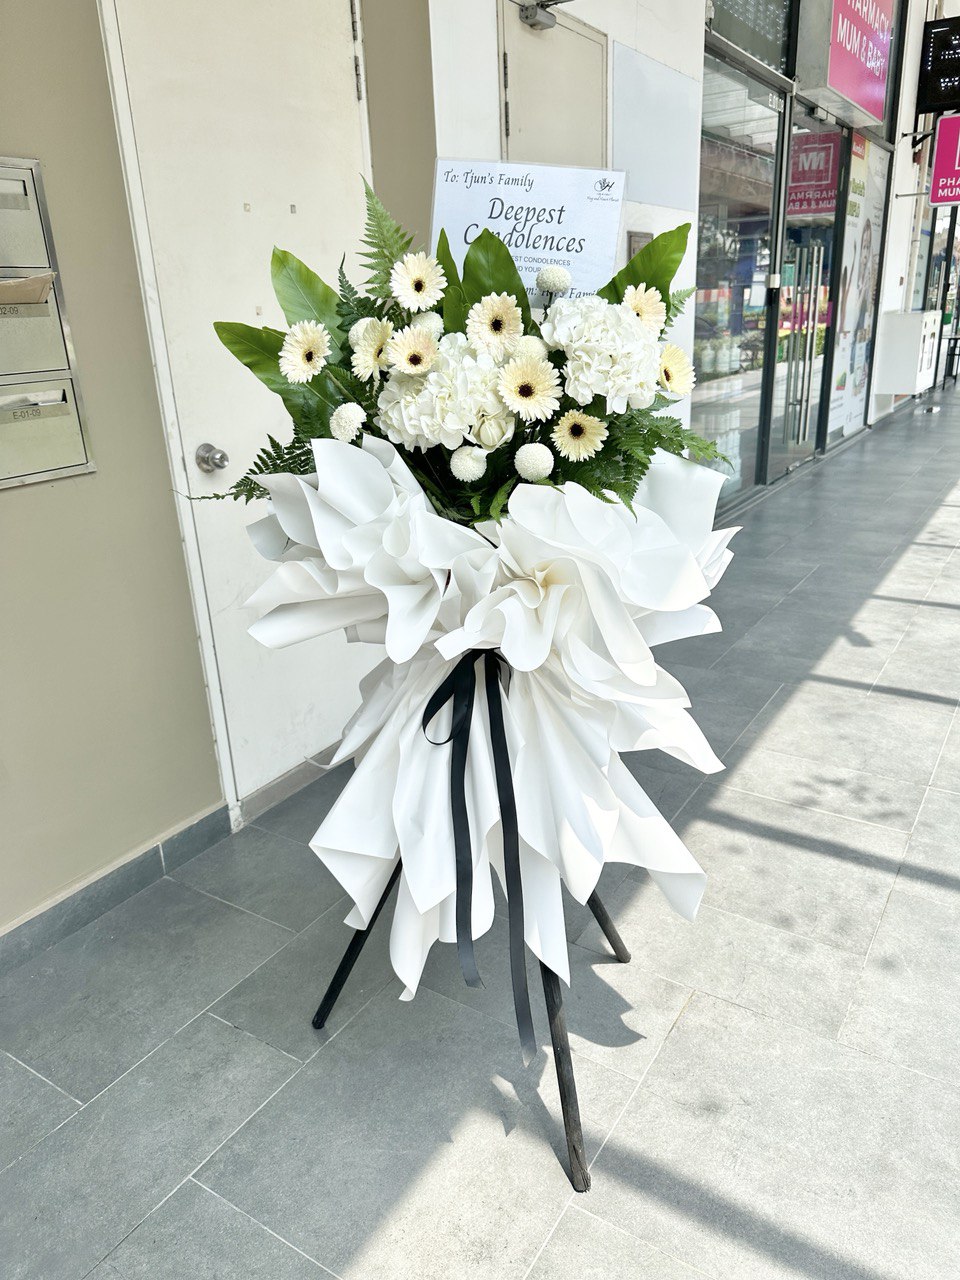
<box><xmin>422</xmin><ymin>649</ymin><xmax>537</xmax><ymax>1065</ymax></box>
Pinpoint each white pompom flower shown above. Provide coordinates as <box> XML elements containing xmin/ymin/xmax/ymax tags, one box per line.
<box><xmin>387</xmin><ymin>326</ymin><xmax>439</xmax><ymax>375</ymax></box>
<box><xmin>515</xmin><ymin>334</ymin><xmax>549</xmax><ymax>361</ymax></box>
<box><xmin>410</xmin><ymin>310</ymin><xmax>445</xmax><ymax>340</ymax></box>
<box><xmin>498</xmin><ymin>354</ymin><xmax>561</xmax><ymax>423</ymax></box>
<box><xmin>330</xmin><ymin>402</ymin><xmax>365</xmax><ymax>442</ymax></box>
<box><xmin>390</xmin><ymin>252</ymin><xmax>446</xmax><ymax>312</ymax></box>
<box><xmin>450</xmin><ymin>446</ymin><xmax>488</xmax><ymax>482</ymax></box>
<box><xmin>536</xmin><ymin>264</ymin><xmax>572</xmax><ymax>295</ymax></box>
<box><xmin>466</xmin><ymin>292</ymin><xmax>523</xmax><ymax>361</ymax></box>
<box><xmin>659</xmin><ymin>343</ymin><xmax>696</xmax><ymax>397</ymax></box>
<box><xmin>514</xmin><ymin>442</ymin><xmax>554</xmax><ymax>481</ymax></box>
<box><xmin>278</xmin><ymin>320</ymin><xmax>331</xmax><ymax>384</ymax></box>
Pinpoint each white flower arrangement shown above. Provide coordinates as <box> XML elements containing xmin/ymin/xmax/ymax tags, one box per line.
<box><xmin>215</xmin><ymin>180</ymin><xmax>721</xmax><ymax>525</ymax></box>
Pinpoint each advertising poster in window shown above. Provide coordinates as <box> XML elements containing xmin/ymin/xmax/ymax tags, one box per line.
<box><xmin>829</xmin><ymin>134</ymin><xmax>888</xmax><ymax>438</ymax></box>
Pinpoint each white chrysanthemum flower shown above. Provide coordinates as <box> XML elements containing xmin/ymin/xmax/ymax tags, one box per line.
<box><xmin>348</xmin><ymin>316</ymin><xmax>376</xmax><ymax>349</ymax></box>
<box><xmin>329</xmin><ymin>402</ymin><xmax>365</xmax><ymax>442</ymax></box>
<box><xmin>410</xmin><ymin>310</ymin><xmax>445</xmax><ymax>340</ymax></box>
<box><xmin>390</xmin><ymin>252</ymin><xmax>446</xmax><ymax>312</ymax></box>
<box><xmin>278</xmin><ymin>320</ymin><xmax>331</xmax><ymax>384</ymax></box>
<box><xmin>551</xmin><ymin>409</ymin><xmax>608</xmax><ymax>462</ymax></box>
<box><xmin>514</xmin><ymin>442</ymin><xmax>554</xmax><ymax>481</ymax></box>
<box><xmin>387</xmin><ymin>326</ymin><xmax>439</xmax><ymax>375</ymax></box>
<box><xmin>659</xmin><ymin>343</ymin><xmax>696</xmax><ymax>397</ymax></box>
<box><xmin>497</xmin><ymin>354</ymin><xmax>561</xmax><ymax>422</ymax></box>
<box><xmin>450</xmin><ymin>446</ymin><xmax>488</xmax><ymax>482</ymax></box>
<box><xmin>350</xmin><ymin>319</ymin><xmax>393</xmax><ymax>381</ymax></box>
<box><xmin>541</xmin><ymin>295</ymin><xmax>660</xmax><ymax>414</ymax></box>
<box><xmin>537</xmin><ymin>264</ymin><xmax>572</xmax><ymax>295</ymax></box>
<box><xmin>376</xmin><ymin>333</ymin><xmax>509</xmax><ymax>452</ymax></box>
<box><xmin>623</xmin><ymin>284</ymin><xmax>667</xmax><ymax>335</ymax></box>
<box><xmin>466</xmin><ymin>292</ymin><xmax>523</xmax><ymax>360</ymax></box>
<box><xmin>515</xmin><ymin>334</ymin><xmax>549</xmax><ymax>361</ymax></box>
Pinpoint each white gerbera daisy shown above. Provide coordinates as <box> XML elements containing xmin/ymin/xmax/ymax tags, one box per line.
<box><xmin>466</xmin><ymin>292</ymin><xmax>523</xmax><ymax>360</ymax></box>
<box><xmin>386</xmin><ymin>326</ymin><xmax>439</xmax><ymax>375</ymax></box>
<box><xmin>536</xmin><ymin>264</ymin><xmax>572</xmax><ymax>295</ymax></box>
<box><xmin>410</xmin><ymin>310</ymin><xmax>444</xmax><ymax>340</ymax></box>
<box><xmin>278</xmin><ymin>320</ymin><xmax>331</xmax><ymax>384</ymax></box>
<box><xmin>551</xmin><ymin>409</ymin><xmax>608</xmax><ymax>462</ymax></box>
<box><xmin>623</xmin><ymin>284</ymin><xmax>667</xmax><ymax>335</ymax></box>
<box><xmin>390</xmin><ymin>252</ymin><xmax>446</xmax><ymax>312</ymax></box>
<box><xmin>514</xmin><ymin>442</ymin><xmax>554</xmax><ymax>481</ymax></box>
<box><xmin>350</xmin><ymin>318</ymin><xmax>393</xmax><ymax>381</ymax></box>
<box><xmin>450</xmin><ymin>446</ymin><xmax>487</xmax><ymax>482</ymax></box>
<box><xmin>329</xmin><ymin>402</ymin><xmax>365</xmax><ymax>442</ymax></box>
<box><xmin>497</xmin><ymin>354</ymin><xmax>561</xmax><ymax>422</ymax></box>
<box><xmin>659</xmin><ymin>343</ymin><xmax>696</xmax><ymax>397</ymax></box>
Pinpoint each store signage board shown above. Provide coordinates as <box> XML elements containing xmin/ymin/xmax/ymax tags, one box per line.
<box><xmin>827</xmin><ymin>0</ymin><xmax>893</xmax><ymax>122</ymax></box>
<box><xmin>786</xmin><ymin>132</ymin><xmax>841</xmax><ymax>216</ymax></box>
<box><xmin>918</xmin><ymin>18</ymin><xmax>960</xmax><ymax>114</ymax></box>
<box><xmin>930</xmin><ymin>115</ymin><xmax>960</xmax><ymax>206</ymax></box>
<box><xmin>430</xmin><ymin>160</ymin><xmax>625</xmax><ymax>302</ymax></box>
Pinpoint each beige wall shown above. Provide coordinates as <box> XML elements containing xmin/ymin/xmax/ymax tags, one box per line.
<box><xmin>361</xmin><ymin>0</ymin><xmax>437</xmax><ymax>245</ymax></box>
<box><xmin>0</xmin><ymin>0</ymin><xmax>222</xmax><ymax>930</ymax></box>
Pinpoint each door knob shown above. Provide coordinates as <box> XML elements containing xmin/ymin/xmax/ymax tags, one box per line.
<box><xmin>196</xmin><ymin>443</ymin><xmax>229</xmax><ymax>472</ymax></box>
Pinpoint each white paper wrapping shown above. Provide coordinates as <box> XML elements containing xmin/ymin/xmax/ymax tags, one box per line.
<box><xmin>246</xmin><ymin>437</ymin><xmax>737</xmax><ymax>998</ymax></box>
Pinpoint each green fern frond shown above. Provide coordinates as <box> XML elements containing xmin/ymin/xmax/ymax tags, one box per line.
<box><xmin>359</xmin><ymin>180</ymin><xmax>414</xmax><ymax>299</ymax></box>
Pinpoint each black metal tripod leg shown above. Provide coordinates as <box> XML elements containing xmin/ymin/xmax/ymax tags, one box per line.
<box><xmin>540</xmin><ymin>961</ymin><xmax>590</xmax><ymax>1193</ymax></box>
<box><xmin>586</xmin><ymin>891</ymin><xmax>631</xmax><ymax>963</ymax></box>
<box><xmin>312</xmin><ymin>861</ymin><xmax>401</xmax><ymax>1030</ymax></box>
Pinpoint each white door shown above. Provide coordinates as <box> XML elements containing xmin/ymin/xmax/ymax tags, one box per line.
<box><xmin>99</xmin><ymin>0</ymin><xmax>377</xmax><ymax>813</ymax></box>
<box><xmin>499</xmin><ymin>2</ymin><xmax>607</xmax><ymax>167</ymax></box>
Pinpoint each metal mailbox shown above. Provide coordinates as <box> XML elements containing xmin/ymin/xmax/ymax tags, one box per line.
<box><xmin>0</xmin><ymin>157</ymin><xmax>93</xmax><ymax>489</ymax></box>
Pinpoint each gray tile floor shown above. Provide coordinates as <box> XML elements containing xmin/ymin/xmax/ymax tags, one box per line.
<box><xmin>4</xmin><ymin>400</ymin><xmax>960</xmax><ymax>1279</ymax></box>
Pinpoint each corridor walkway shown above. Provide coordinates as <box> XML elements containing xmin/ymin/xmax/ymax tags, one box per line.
<box><xmin>3</xmin><ymin>398</ymin><xmax>960</xmax><ymax>1279</ymax></box>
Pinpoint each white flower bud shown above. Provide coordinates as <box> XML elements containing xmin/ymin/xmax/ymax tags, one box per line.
<box><xmin>410</xmin><ymin>310</ymin><xmax>444</xmax><ymax>340</ymax></box>
<box><xmin>514</xmin><ymin>442</ymin><xmax>554</xmax><ymax>481</ymax></box>
<box><xmin>450</xmin><ymin>446</ymin><xmax>487</xmax><ymax>482</ymax></box>
<box><xmin>329</xmin><ymin>401</ymin><xmax>365</xmax><ymax>442</ymax></box>
<box><xmin>536</xmin><ymin>265</ymin><xmax>572</xmax><ymax>295</ymax></box>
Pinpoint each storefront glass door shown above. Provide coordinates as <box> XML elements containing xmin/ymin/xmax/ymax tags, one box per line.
<box><xmin>692</xmin><ymin>57</ymin><xmax>784</xmax><ymax>503</ymax></box>
<box><xmin>765</xmin><ymin>108</ymin><xmax>843</xmax><ymax>481</ymax></box>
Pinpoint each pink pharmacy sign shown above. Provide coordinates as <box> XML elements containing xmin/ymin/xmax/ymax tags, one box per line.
<box><xmin>931</xmin><ymin>115</ymin><xmax>960</xmax><ymax>206</ymax></box>
<box><xmin>828</xmin><ymin>0</ymin><xmax>893</xmax><ymax>122</ymax></box>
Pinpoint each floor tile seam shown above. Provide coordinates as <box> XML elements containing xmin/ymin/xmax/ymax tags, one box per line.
<box><xmin>0</xmin><ymin>1048</ymin><xmax>83</xmax><ymax>1107</ymax></box>
<box><xmin>833</xmin><ymin>1020</ymin><xmax>960</xmax><ymax>1089</ymax></box>
<box><xmin>244</xmin><ymin>819</ymin><xmax>324</xmax><ymax>855</ymax></box>
<box><xmin>923</xmin><ymin>704</ymin><xmax>959</xmax><ymax>792</ymax></box>
<box><xmin>161</xmin><ymin>876</ymin><xmax>298</xmax><ymax>935</ymax></box>
<box><xmin>566</xmin><ymin>1203</ymin><xmax>716</xmax><ymax>1278</ymax></box>
<box><xmin>718</xmin><ymin>734</ymin><xmax>929</xmax><ymax>796</ymax></box>
<box><xmin>299</xmin><ymin>972</ymin><xmax>401</xmax><ymax>1066</ymax></box>
<box><xmin>204</xmin><ymin>1012</ymin><xmax>306</xmax><ymax>1067</ymax></box>
<box><xmin>189</xmin><ymin>1178</ymin><xmax>343</xmax><ymax>1276</ymax></box>
<box><xmin>76</xmin><ymin>1171</ymin><xmax>201</xmax><ymax>1280</ymax></box>
<box><xmin>519</xmin><ymin>1197</ymin><xmax>575</xmax><ymax>1280</ymax></box>
<box><xmin>709</xmin><ymin>777</ymin><xmax>921</xmax><ymax>838</ymax></box>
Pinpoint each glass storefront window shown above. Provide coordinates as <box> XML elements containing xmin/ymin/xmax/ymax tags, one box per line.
<box><xmin>692</xmin><ymin>57</ymin><xmax>783</xmax><ymax>501</ymax></box>
<box><xmin>710</xmin><ymin>0</ymin><xmax>793</xmax><ymax>73</ymax></box>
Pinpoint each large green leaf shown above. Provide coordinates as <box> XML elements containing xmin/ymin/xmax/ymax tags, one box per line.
<box><xmin>213</xmin><ymin>321</ymin><xmax>303</xmax><ymax>418</ymax></box>
<box><xmin>597</xmin><ymin>224</ymin><xmax>691</xmax><ymax>309</ymax></box>
<box><xmin>461</xmin><ymin>229</ymin><xmax>533</xmax><ymax>331</ymax></box>
<box><xmin>435</xmin><ymin>228</ymin><xmax>468</xmax><ymax>332</ymax></box>
<box><xmin>270</xmin><ymin>248</ymin><xmax>343</xmax><ymax>355</ymax></box>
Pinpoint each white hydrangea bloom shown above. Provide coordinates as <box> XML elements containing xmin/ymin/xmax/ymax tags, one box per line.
<box><xmin>376</xmin><ymin>332</ymin><xmax>512</xmax><ymax>452</ymax></box>
<box><xmin>540</xmin><ymin>294</ymin><xmax>660</xmax><ymax>414</ymax></box>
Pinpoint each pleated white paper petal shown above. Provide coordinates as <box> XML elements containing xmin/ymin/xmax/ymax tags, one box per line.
<box><xmin>245</xmin><ymin>439</ymin><xmax>736</xmax><ymax>998</ymax></box>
